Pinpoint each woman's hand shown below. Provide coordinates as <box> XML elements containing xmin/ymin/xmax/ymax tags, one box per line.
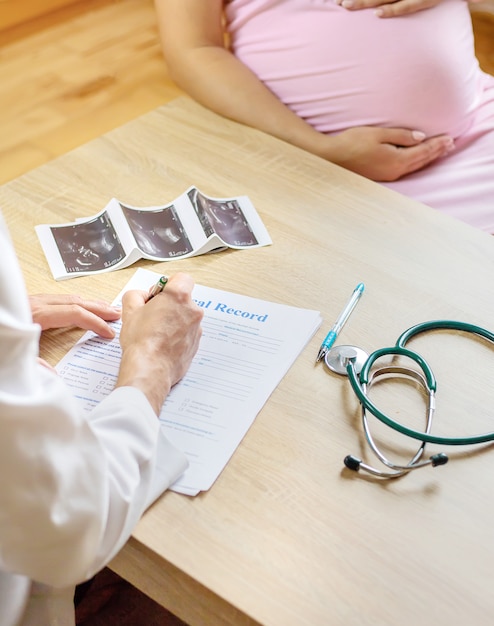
<box><xmin>335</xmin><ymin>0</ymin><xmax>445</xmax><ymax>17</ymax></box>
<box><xmin>29</xmin><ymin>294</ymin><xmax>121</xmax><ymax>339</ymax></box>
<box><xmin>322</xmin><ymin>126</ymin><xmax>454</xmax><ymax>181</ymax></box>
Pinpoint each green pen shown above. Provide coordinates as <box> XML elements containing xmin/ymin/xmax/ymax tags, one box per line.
<box><xmin>147</xmin><ymin>275</ymin><xmax>169</xmax><ymax>301</ymax></box>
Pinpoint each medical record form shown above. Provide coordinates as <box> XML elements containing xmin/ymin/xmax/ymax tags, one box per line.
<box><xmin>55</xmin><ymin>268</ymin><xmax>322</xmax><ymax>495</ymax></box>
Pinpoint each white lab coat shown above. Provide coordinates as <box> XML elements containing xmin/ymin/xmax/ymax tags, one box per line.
<box><xmin>0</xmin><ymin>215</ymin><xmax>188</xmax><ymax>626</ymax></box>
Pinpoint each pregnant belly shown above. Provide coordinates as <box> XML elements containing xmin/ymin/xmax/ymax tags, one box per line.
<box><xmin>228</xmin><ymin>0</ymin><xmax>481</xmax><ymax>137</ymax></box>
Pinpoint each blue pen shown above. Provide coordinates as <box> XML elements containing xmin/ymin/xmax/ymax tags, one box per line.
<box><xmin>316</xmin><ymin>283</ymin><xmax>365</xmax><ymax>363</ymax></box>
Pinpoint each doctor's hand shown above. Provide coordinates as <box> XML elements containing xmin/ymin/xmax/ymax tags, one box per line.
<box><xmin>335</xmin><ymin>0</ymin><xmax>453</xmax><ymax>17</ymax></box>
<box><xmin>326</xmin><ymin>126</ymin><xmax>454</xmax><ymax>182</ymax></box>
<box><xmin>117</xmin><ymin>273</ymin><xmax>204</xmax><ymax>414</ymax></box>
<box><xmin>29</xmin><ymin>294</ymin><xmax>121</xmax><ymax>338</ymax></box>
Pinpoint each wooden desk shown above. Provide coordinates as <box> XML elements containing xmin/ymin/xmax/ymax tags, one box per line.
<box><xmin>2</xmin><ymin>97</ymin><xmax>494</xmax><ymax>626</ymax></box>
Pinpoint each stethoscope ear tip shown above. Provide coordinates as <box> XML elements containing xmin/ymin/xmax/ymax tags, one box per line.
<box><xmin>343</xmin><ymin>455</ymin><xmax>361</xmax><ymax>471</ymax></box>
<box><xmin>431</xmin><ymin>453</ymin><xmax>448</xmax><ymax>467</ymax></box>
<box><xmin>344</xmin><ymin>452</ymin><xmax>449</xmax><ymax>476</ymax></box>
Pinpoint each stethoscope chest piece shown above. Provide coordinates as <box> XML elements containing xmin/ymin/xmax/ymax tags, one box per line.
<box><xmin>325</xmin><ymin>345</ymin><xmax>369</xmax><ymax>376</ymax></box>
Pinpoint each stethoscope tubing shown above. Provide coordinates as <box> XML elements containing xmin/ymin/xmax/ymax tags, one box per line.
<box><xmin>397</xmin><ymin>319</ymin><xmax>494</xmax><ymax>348</ymax></box>
<box><xmin>346</xmin><ymin>320</ymin><xmax>494</xmax><ymax>446</ymax></box>
<box><xmin>362</xmin><ymin>366</ymin><xmax>434</xmax><ymax>472</ymax></box>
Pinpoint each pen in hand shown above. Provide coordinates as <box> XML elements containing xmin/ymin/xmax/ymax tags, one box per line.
<box><xmin>146</xmin><ymin>275</ymin><xmax>169</xmax><ymax>301</ymax></box>
<box><xmin>316</xmin><ymin>282</ymin><xmax>365</xmax><ymax>363</ymax></box>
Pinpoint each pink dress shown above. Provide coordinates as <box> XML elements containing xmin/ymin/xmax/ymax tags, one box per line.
<box><xmin>225</xmin><ymin>0</ymin><xmax>494</xmax><ymax>232</ymax></box>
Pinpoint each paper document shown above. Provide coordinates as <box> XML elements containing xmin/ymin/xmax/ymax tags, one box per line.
<box><xmin>36</xmin><ymin>186</ymin><xmax>272</xmax><ymax>280</ymax></box>
<box><xmin>56</xmin><ymin>268</ymin><xmax>322</xmax><ymax>495</ymax></box>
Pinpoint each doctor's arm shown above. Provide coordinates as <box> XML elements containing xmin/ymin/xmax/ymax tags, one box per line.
<box><xmin>78</xmin><ymin>274</ymin><xmax>204</xmax><ymax>572</ymax></box>
<box><xmin>155</xmin><ymin>0</ymin><xmax>453</xmax><ymax>181</ymax></box>
<box><xmin>0</xmin><ymin>218</ymin><xmax>203</xmax><ymax>588</ymax></box>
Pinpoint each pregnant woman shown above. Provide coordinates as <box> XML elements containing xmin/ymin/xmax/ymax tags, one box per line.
<box><xmin>155</xmin><ymin>0</ymin><xmax>494</xmax><ymax>232</ymax></box>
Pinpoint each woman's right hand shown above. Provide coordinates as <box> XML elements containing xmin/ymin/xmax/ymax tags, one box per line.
<box><xmin>321</xmin><ymin>126</ymin><xmax>454</xmax><ymax>181</ymax></box>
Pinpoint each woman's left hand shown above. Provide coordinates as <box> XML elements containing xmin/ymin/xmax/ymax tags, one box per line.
<box><xmin>29</xmin><ymin>294</ymin><xmax>121</xmax><ymax>338</ymax></box>
<box><xmin>335</xmin><ymin>0</ymin><xmax>473</xmax><ymax>17</ymax></box>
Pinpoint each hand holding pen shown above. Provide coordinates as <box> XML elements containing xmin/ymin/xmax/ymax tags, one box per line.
<box><xmin>118</xmin><ymin>273</ymin><xmax>204</xmax><ymax>414</ymax></box>
<box><xmin>316</xmin><ymin>283</ymin><xmax>364</xmax><ymax>363</ymax></box>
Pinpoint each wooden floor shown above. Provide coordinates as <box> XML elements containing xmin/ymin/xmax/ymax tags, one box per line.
<box><xmin>0</xmin><ymin>0</ymin><xmax>183</xmax><ymax>185</ymax></box>
<box><xmin>0</xmin><ymin>0</ymin><xmax>494</xmax><ymax>187</ymax></box>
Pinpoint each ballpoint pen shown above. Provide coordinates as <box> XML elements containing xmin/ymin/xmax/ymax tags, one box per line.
<box><xmin>147</xmin><ymin>275</ymin><xmax>169</xmax><ymax>301</ymax></box>
<box><xmin>316</xmin><ymin>282</ymin><xmax>365</xmax><ymax>363</ymax></box>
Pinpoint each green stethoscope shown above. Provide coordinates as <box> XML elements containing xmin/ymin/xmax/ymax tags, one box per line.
<box><xmin>325</xmin><ymin>320</ymin><xmax>494</xmax><ymax>478</ymax></box>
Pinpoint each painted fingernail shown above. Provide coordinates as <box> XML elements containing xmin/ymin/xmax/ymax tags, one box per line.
<box><xmin>412</xmin><ymin>130</ymin><xmax>426</xmax><ymax>141</ymax></box>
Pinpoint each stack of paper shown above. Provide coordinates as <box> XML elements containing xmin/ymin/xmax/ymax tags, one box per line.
<box><xmin>56</xmin><ymin>268</ymin><xmax>322</xmax><ymax>495</ymax></box>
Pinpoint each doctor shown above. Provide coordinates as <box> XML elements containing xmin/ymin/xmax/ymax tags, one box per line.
<box><xmin>0</xmin><ymin>213</ymin><xmax>203</xmax><ymax>626</ymax></box>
